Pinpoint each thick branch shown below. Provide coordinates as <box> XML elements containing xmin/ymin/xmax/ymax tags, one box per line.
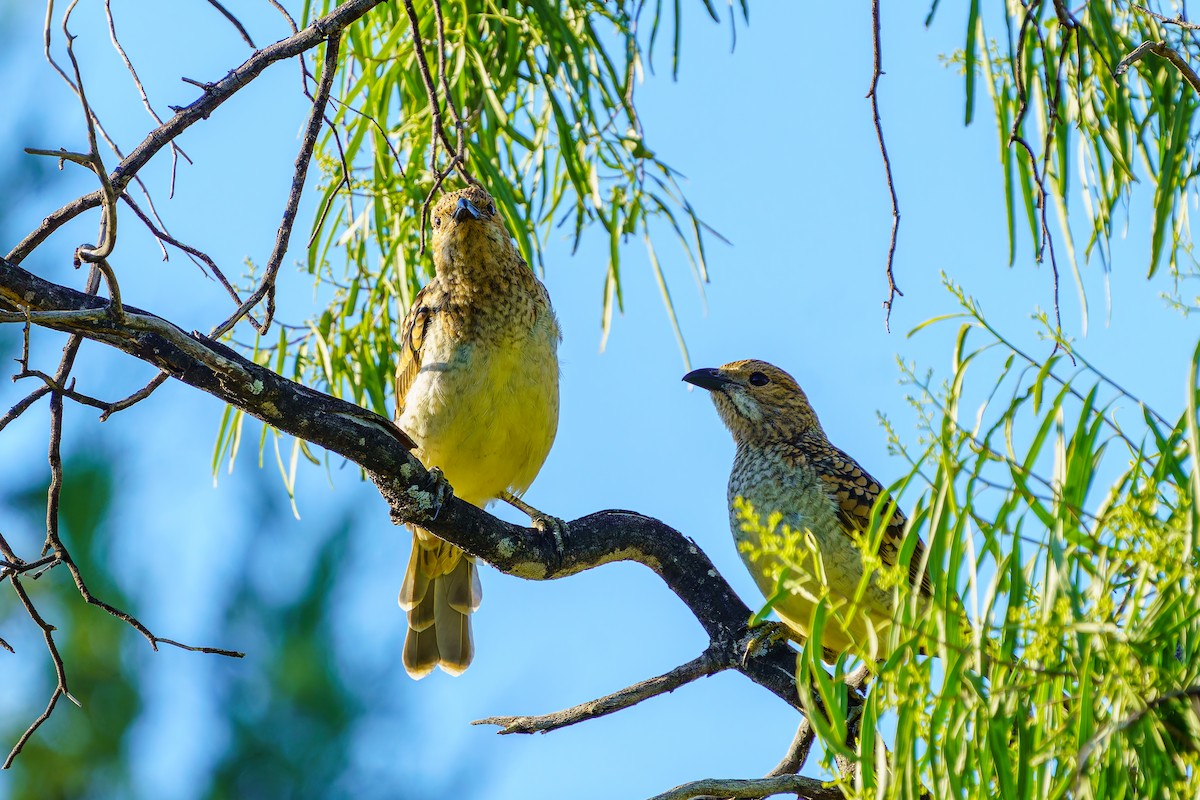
<box><xmin>0</xmin><ymin>254</ymin><xmax>415</xmax><ymax>459</ymax></box>
<box><xmin>0</xmin><ymin>253</ymin><xmax>806</xmax><ymax>711</ymax></box>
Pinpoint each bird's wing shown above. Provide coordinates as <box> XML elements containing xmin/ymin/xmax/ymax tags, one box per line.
<box><xmin>806</xmin><ymin>439</ymin><xmax>934</xmax><ymax>598</ymax></box>
<box><xmin>394</xmin><ymin>282</ymin><xmax>438</xmax><ymax>419</ymax></box>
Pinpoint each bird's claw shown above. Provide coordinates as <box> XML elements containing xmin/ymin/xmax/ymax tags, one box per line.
<box><xmin>500</xmin><ymin>491</ymin><xmax>567</xmax><ymax>556</ymax></box>
<box><xmin>741</xmin><ymin>620</ymin><xmax>792</xmax><ymax>668</ymax></box>
<box><xmin>531</xmin><ymin>512</ymin><xmax>568</xmax><ymax>556</ymax></box>
<box><xmin>424</xmin><ymin>466</ymin><xmax>453</xmax><ymax>521</ymax></box>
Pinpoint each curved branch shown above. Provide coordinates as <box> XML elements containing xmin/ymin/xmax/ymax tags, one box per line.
<box><xmin>0</xmin><ymin>252</ymin><xmax>806</xmax><ymax>712</ymax></box>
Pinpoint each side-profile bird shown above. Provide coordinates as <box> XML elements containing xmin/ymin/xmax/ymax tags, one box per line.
<box><xmin>684</xmin><ymin>359</ymin><xmax>934</xmax><ymax>659</ymax></box>
<box><xmin>395</xmin><ymin>184</ymin><xmax>561</xmax><ymax>678</ymax></box>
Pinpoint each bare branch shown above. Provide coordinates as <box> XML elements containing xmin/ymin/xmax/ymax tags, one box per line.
<box><xmin>98</xmin><ymin>372</ymin><xmax>169</xmax><ymax>420</ymax></box>
<box><xmin>119</xmin><ymin>193</ymin><xmax>254</xmax><ymax>323</ymax></box>
<box><xmin>763</xmin><ymin>718</ymin><xmax>815</xmax><ymax>779</ymax></box>
<box><xmin>213</xmin><ymin>31</ymin><xmax>343</xmax><ymax>336</ymax></box>
<box><xmin>0</xmin><ymin>253</ymin><xmax>809</xmax><ymax>711</ymax></box>
<box><xmin>401</xmin><ymin>0</ymin><xmax>477</xmax><ymax>251</ymax></box>
<box><xmin>1008</xmin><ymin>4</ymin><xmax>1067</xmax><ymax>354</ymax></box>
<box><xmin>1115</xmin><ymin>40</ymin><xmax>1200</xmax><ymax>94</ymax></box>
<box><xmin>0</xmin><ymin>254</ymin><xmax>416</xmax><ymax>455</ymax></box>
<box><xmin>646</xmin><ymin>775</ymin><xmax>844</xmax><ymax>800</ymax></box>
<box><xmin>0</xmin><ymin>554</ymin><xmax>60</xmax><ymax>580</ymax></box>
<box><xmin>7</xmin><ymin>0</ymin><xmax>391</xmax><ymax>266</ymax></box>
<box><xmin>401</xmin><ymin>0</ymin><xmax>464</xmax><ymax>160</ymax></box>
<box><xmin>205</xmin><ymin>0</ymin><xmax>257</xmax><ymax>48</ymax></box>
<box><xmin>4</xmin><ymin>576</ymin><xmax>74</xmax><ymax>770</ymax></box>
<box><xmin>867</xmin><ymin>0</ymin><xmax>903</xmax><ymax>331</ymax></box>
<box><xmin>1132</xmin><ymin>4</ymin><xmax>1200</xmax><ymax>32</ymax></box>
<box><xmin>153</xmin><ymin>638</ymin><xmax>244</xmax><ymax>658</ymax></box>
<box><xmin>475</xmin><ymin>648</ymin><xmax>724</xmax><ymax>734</ymax></box>
<box><xmin>104</xmin><ymin>0</ymin><xmax>192</xmax><ymax>183</ymax></box>
<box><xmin>1</xmin><ymin>385</ymin><xmax>52</xmax><ymax>433</ymax></box>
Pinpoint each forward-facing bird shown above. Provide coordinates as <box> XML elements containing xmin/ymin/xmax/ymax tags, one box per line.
<box><xmin>684</xmin><ymin>359</ymin><xmax>933</xmax><ymax>659</ymax></box>
<box><xmin>395</xmin><ymin>185</ymin><xmax>560</xmax><ymax>678</ymax></box>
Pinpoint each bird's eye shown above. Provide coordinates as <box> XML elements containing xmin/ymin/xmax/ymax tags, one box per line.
<box><xmin>432</xmin><ymin>216</ymin><xmax>441</xmax><ymax>228</ymax></box>
<box><xmin>485</xmin><ymin>202</ymin><xmax>496</xmax><ymax>215</ymax></box>
<box><xmin>748</xmin><ymin>371</ymin><xmax>770</xmax><ymax>387</ymax></box>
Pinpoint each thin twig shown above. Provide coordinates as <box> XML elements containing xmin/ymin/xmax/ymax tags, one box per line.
<box><xmin>0</xmin><ymin>554</ymin><xmax>61</xmax><ymax>580</ymax></box>
<box><xmin>99</xmin><ymin>372</ymin><xmax>170</xmax><ymax>421</ymax></box>
<box><xmin>867</xmin><ymin>0</ymin><xmax>903</xmax><ymax>332</ymax></box>
<box><xmin>8</xmin><ymin>0</ymin><xmax>391</xmax><ymax>266</ymax></box>
<box><xmin>119</xmin><ymin>193</ymin><xmax>255</xmax><ymax>323</ymax></box>
<box><xmin>58</xmin><ymin>11</ymin><xmax>120</xmax><ymax>269</ymax></box>
<box><xmin>0</xmin><ymin>386</ymin><xmax>52</xmax><ymax>433</ymax></box>
<box><xmin>474</xmin><ymin>648</ymin><xmax>724</xmax><ymax>734</ymax></box>
<box><xmin>1133</xmin><ymin>4</ymin><xmax>1200</xmax><ymax>31</ymax></box>
<box><xmin>267</xmin><ymin>0</ymin><xmax>299</xmax><ymax>34</ymax></box>
<box><xmin>4</xmin><ymin>576</ymin><xmax>76</xmax><ymax>770</ymax></box>
<box><xmin>152</xmin><ymin>637</ymin><xmax>245</xmax><ymax>658</ymax></box>
<box><xmin>15</xmin><ymin>369</ymin><xmax>110</xmax><ymax>411</ymax></box>
<box><xmin>307</xmin><ymin>111</ymin><xmax>354</xmax><ymax>248</ymax></box>
<box><xmin>212</xmin><ymin>32</ymin><xmax>343</xmax><ymax>337</ymax></box>
<box><xmin>1008</xmin><ymin>1</ymin><xmax>1066</xmax><ymax>355</ymax></box>
<box><xmin>104</xmin><ymin>0</ymin><xmax>192</xmax><ymax>193</ymax></box>
<box><xmin>401</xmin><ymin>0</ymin><xmax>462</xmax><ymax>159</ymax></box>
<box><xmin>401</xmin><ymin>0</ymin><xmax>476</xmax><ymax>250</ymax></box>
<box><xmin>206</xmin><ymin>0</ymin><xmax>257</xmax><ymax>48</ymax></box>
<box><xmin>431</xmin><ymin>0</ymin><xmax>467</xmax><ymax>163</ymax></box>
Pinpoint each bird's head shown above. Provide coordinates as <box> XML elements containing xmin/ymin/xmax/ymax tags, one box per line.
<box><xmin>683</xmin><ymin>359</ymin><xmax>822</xmax><ymax>445</ymax></box>
<box><xmin>429</xmin><ymin>185</ymin><xmax>513</xmax><ymax>257</ymax></box>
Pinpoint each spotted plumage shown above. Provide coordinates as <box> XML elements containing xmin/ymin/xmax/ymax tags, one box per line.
<box><xmin>395</xmin><ymin>185</ymin><xmax>560</xmax><ymax>678</ymax></box>
<box><xmin>685</xmin><ymin>359</ymin><xmax>933</xmax><ymax>658</ymax></box>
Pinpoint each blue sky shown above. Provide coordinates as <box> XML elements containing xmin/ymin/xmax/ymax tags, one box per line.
<box><xmin>1</xmin><ymin>2</ymin><xmax>1196</xmax><ymax>798</ymax></box>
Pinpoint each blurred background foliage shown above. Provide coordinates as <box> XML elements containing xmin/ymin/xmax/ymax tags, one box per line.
<box><xmin>1</xmin><ymin>444</ymin><xmax>140</xmax><ymax>800</ymax></box>
<box><xmin>0</xmin><ymin>438</ymin><xmax>442</xmax><ymax>800</ymax></box>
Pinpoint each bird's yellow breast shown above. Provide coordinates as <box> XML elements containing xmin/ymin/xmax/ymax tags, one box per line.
<box><xmin>397</xmin><ymin>312</ymin><xmax>560</xmax><ymax>508</ymax></box>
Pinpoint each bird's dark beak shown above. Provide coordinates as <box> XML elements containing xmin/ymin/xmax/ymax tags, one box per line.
<box><xmin>682</xmin><ymin>368</ymin><xmax>731</xmax><ymax>392</ymax></box>
<box><xmin>453</xmin><ymin>198</ymin><xmax>483</xmax><ymax>223</ymax></box>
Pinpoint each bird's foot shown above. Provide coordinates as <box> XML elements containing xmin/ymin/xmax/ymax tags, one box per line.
<box><xmin>741</xmin><ymin>620</ymin><xmax>792</xmax><ymax>667</ymax></box>
<box><xmin>501</xmin><ymin>491</ymin><xmax>567</xmax><ymax>555</ymax></box>
<box><xmin>424</xmin><ymin>467</ymin><xmax>454</xmax><ymax>521</ymax></box>
<box><xmin>532</xmin><ymin>512</ymin><xmax>568</xmax><ymax>556</ymax></box>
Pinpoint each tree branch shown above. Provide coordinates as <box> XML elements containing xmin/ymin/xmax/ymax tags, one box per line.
<box><xmin>0</xmin><ymin>252</ymin><xmax>809</xmax><ymax>712</ymax></box>
<box><xmin>1115</xmin><ymin>40</ymin><xmax>1200</xmax><ymax>95</ymax></box>
<box><xmin>6</xmin><ymin>0</ymin><xmax>389</xmax><ymax>266</ymax></box>
<box><xmin>474</xmin><ymin>647</ymin><xmax>725</xmax><ymax>734</ymax></box>
<box><xmin>645</xmin><ymin>774</ymin><xmax>844</xmax><ymax>800</ymax></box>
<box><xmin>867</xmin><ymin>0</ymin><xmax>903</xmax><ymax>332</ymax></box>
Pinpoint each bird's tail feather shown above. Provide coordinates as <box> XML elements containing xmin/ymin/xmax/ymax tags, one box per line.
<box><xmin>400</xmin><ymin>531</ymin><xmax>479</xmax><ymax>678</ymax></box>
